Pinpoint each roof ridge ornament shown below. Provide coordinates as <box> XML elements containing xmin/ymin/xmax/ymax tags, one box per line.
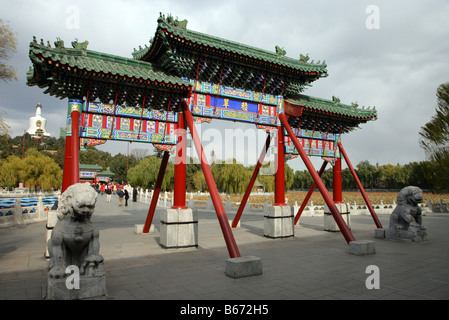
<box><xmin>332</xmin><ymin>96</ymin><xmax>341</xmax><ymax>104</ymax></box>
<box><xmin>299</xmin><ymin>53</ymin><xmax>310</xmax><ymax>64</ymax></box>
<box><xmin>54</xmin><ymin>37</ymin><xmax>65</xmax><ymax>49</ymax></box>
<box><xmin>275</xmin><ymin>45</ymin><xmax>286</xmax><ymax>57</ymax></box>
<box><xmin>159</xmin><ymin>12</ymin><xmax>188</xmax><ymax>31</ymax></box>
<box><xmin>71</xmin><ymin>38</ymin><xmax>89</xmax><ymax>51</ymax></box>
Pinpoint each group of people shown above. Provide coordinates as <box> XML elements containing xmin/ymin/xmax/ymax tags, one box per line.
<box><xmin>93</xmin><ymin>182</ymin><xmax>138</xmax><ymax>207</ymax></box>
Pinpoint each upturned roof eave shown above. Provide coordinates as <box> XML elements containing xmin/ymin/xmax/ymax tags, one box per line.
<box><xmin>27</xmin><ymin>39</ymin><xmax>192</xmax><ymax>89</ymax></box>
<box><xmin>285</xmin><ymin>94</ymin><xmax>377</xmax><ymax>120</ymax></box>
<box><xmin>133</xmin><ymin>16</ymin><xmax>328</xmax><ymax>76</ymax></box>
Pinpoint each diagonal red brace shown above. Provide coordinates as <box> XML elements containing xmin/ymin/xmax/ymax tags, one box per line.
<box><xmin>143</xmin><ymin>151</ymin><xmax>170</xmax><ymax>233</ymax></box>
<box><xmin>337</xmin><ymin>142</ymin><xmax>383</xmax><ymax>229</ymax></box>
<box><xmin>294</xmin><ymin>160</ymin><xmax>327</xmax><ymax>225</ymax></box>
<box><xmin>279</xmin><ymin>113</ymin><xmax>356</xmax><ymax>244</ymax></box>
<box><xmin>181</xmin><ymin>101</ymin><xmax>241</xmax><ymax>258</ymax></box>
<box><xmin>232</xmin><ymin>133</ymin><xmax>271</xmax><ymax>228</ymax></box>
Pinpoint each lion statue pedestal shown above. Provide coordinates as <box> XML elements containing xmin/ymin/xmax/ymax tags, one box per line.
<box><xmin>46</xmin><ymin>183</ymin><xmax>107</xmax><ymax>300</ymax></box>
<box><xmin>375</xmin><ymin>186</ymin><xmax>429</xmax><ymax>243</ymax></box>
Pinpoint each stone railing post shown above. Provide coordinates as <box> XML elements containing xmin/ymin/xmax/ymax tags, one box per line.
<box><xmin>13</xmin><ymin>198</ymin><xmax>23</xmax><ymax>225</ymax></box>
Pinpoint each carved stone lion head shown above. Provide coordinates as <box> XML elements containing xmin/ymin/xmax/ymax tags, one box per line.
<box><xmin>58</xmin><ymin>183</ymin><xmax>98</xmax><ymax>221</ymax></box>
<box><xmin>397</xmin><ymin>186</ymin><xmax>423</xmax><ymax>206</ymax></box>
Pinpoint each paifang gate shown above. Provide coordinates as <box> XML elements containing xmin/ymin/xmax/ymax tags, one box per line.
<box><xmin>27</xmin><ymin>13</ymin><xmax>381</xmax><ymax>259</ymax></box>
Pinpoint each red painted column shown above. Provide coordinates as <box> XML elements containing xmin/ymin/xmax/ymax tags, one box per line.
<box><xmin>274</xmin><ymin>126</ymin><xmax>286</xmax><ymax>206</ymax></box>
<box><xmin>62</xmin><ymin>99</ymin><xmax>82</xmax><ymax>192</ymax></box>
<box><xmin>61</xmin><ymin>135</ymin><xmax>72</xmax><ymax>193</ymax></box>
<box><xmin>333</xmin><ymin>157</ymin><xmax>343</xmax><ymax>203</ymax></box>
<box><xmin>337</xmin><ymin>142</ymin><xmax>383</xmax><ymax>229</ymax></box>
<box><xmin>69</xmin><ymin>99</ymin><xmax>81</xmax><ymax>186</ymax></box>
<box><xmin>172</xmin><ymin>112</ymin><xmax>187</xmax><ymax>209</ymax></box>
<box><xmin>279</xmin><ymin>113</ymin><xmax>356</xmax><ymax>244</ymax></box>
<box><xmin>232</xmin><ymin>134</ymin><xmax>271</xmax><ymax>228</ymax></box>
<box><xmin>181</xmin><ymin>101</ymin><xmax>241</xmax><ymax>258</ymax></box>
<box><xmin>143</xmin><ymin>151</ymin><xmax>170</xmax><ymax>233</ymax></box>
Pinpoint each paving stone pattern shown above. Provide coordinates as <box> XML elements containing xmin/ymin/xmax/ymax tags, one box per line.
<box><xmin>1</xmin><ymin>194</ymin><xmax>448</xmax><ymax>300</ymax></box>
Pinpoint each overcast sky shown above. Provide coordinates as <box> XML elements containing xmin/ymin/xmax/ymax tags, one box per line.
<box><xmin>1</xmin><ymin>0</ymin><xmax>448</xmax><ymax>172</ymax></box>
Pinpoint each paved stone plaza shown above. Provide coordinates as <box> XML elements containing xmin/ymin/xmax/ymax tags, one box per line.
<box><xmin>1</xmin><ymin>194</ymin><xmax>448</xmax><ymax>300</ymax></box>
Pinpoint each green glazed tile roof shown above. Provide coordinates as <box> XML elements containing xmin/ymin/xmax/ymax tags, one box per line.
<box><xmin>79</xmin><ymin>163</ymin><xmax>104</xmax><ymax>171</ymax></box>
<box><xmin>27</xmin><ymin>37</ymin><xmax>191</xmax><ymax>110</ymax></box>
<box><xmin>28</xmin><ymin>37</ymin><xmax>190</xmax><ymax>86</ymax></box>
<box><xmin>133</xmin><ymin>15</ymin><xmax>327</xmax><ymax>75</ymax></box>
<box><xmin>286</xmin><ymin>94</ymin><xmax>377</xmax><ymax>119</ymax></box>
<box><xmin>285</xmin><ymin>94</ymin><xmax>377</xmax><ymax>134</ymax></box>
<box><xmin>132</xmin><ymin>14</ymin><xmax>327</xmax><ymax>96</ymax></box>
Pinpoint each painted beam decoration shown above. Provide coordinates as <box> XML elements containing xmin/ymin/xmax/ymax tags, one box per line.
<box><xmin>187</xmin><ymin>80</ymin><xmax>279</xmax><ymax>126</ymax></box>
<box><xmin>66</xmin><ymin>102</ymin><xmax>178</xmax><ymax>145</ymax></box>
<box><xmin>66</xmin><ymin>82</ymin><xmax>341</xmax><ymax>158</ymax></box>
<box><xmin>185</xmin><ymin>79</ymin><xmax>340</xmax><ymax>158</ymax></box>
<box><xmin>284</xmin><ymin>128</ymin><xmax>341</xmax><ymax>158</ymax></box>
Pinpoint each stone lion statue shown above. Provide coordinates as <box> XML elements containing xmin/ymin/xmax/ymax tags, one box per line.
<box><xmin>386</xmin><ymin>186</ymin><xmax>428</xmax><ymax>242</ymax></box>
<box><xmin>47</xmin><ymin>183</ymin><xmax>104</xmax><ymax>278</ymax></box>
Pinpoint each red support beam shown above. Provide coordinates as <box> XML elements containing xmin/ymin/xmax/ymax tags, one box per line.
<box><xmin>143</xmin><ymin>151</ymin><xmax>170</xmax><ymax>233</ymax></box>
<box><xmin>181</xmin><ymin>101</ymin><xmax>241</xmax><ymax>258</ymax></box>
<box><xmin>337</xmin><ymin>142</ymin><xmax>383</xmax><ymax>229</ymax></box>
<box><xmin>333</xmin><ymin>157</ymin><xmax>343</xmax><ymax>203</ymax></box>
<box><xmin>70</xmin><ymin>107</ymin><xmax>80</xmax><ymax>186</ymax></box>
<box><xmin>61</xmin><ymin>135</ymin><xmax>72</xmax><ymax>193</ymax></box>
<box><xmin>279</xmin><ymin>113</ymin><xmax>356</xmax><ymax>244</ymax></box>
<box><xmin>274</xmin><ymin>126</ymin><xmax>286</xmax><ymax>206</ymax></box>
<box><xmin>232</xmin><ymin>134</ymin><xmax>271</xmax><ymax>228</ymax></box>
<box><xmin>62</xmin><ymin>99</ymin><xmax>82</xmax><ymax>192</ymax></box>
<box><xmin>172</xmin><ymin>112</ymin><xmax>187</xmax><ymax>209</ymax></box>
<box><xmin>294</xmin><ymin>160</ymin><xmax>327</xmax><ymax>225</ymax></box>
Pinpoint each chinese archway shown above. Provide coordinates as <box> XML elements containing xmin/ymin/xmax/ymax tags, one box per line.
<box><xmin>27</xmin><ymin>13</ymin><xmax>381</xmax><ymax>259</ymax></box>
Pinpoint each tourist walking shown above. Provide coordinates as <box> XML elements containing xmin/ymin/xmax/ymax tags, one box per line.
<box><xmin>132</xmin><ymin>187</ymin><xmax>137</xmax><ymax>202</ymax></box>
<box><xmin>124</xmin><ymin>189</ymin><xmax>129</xmax><ymax>206</ymax></box>
<box><xmin>117</xmin><ymin>189</ymin><xmax>124</xmax><ymax>206</ymax></box>
<box><xmin>105</xmin><ymin>186</ymin><xmax>112</xmax><ymax>202</ymax></box>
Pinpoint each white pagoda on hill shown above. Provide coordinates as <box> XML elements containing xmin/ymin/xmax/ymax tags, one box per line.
<box><xmin>26</xmin><ymin>102</ymin><xmax>50</xmax><ymax>138</ymax></box>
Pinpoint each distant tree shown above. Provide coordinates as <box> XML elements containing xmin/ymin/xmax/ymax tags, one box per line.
<box><xmin>419</xmin><ymin>82</ymin><xmax>449</xmax><ymax>191</ymax></box>
<box><xmin>131</xmin><ymin>148</ymin><xmax>149</xmax><ymax>162</ymax></box>
<box><xmin>0</xmin><ymin>155</ymin><xmax>21</xmax><ymax>187</ymax></box>
<box><xmin>214</xmin><ymin>159</ymin><xmax>251</xmax><ymax>194</ymax></box>
<box><xmin>356</xmin><ymin>161</ymin><xmax>380</xmax><ymax>189</ymax></box>
<box><xmin>0</xmin><ymin>110</ymin><xmax>10</xmax><ymax>136</ymax></box>
<box><xmin>127</xmin><ymin>155</ymin><xmax>174</xmax><ymax>191</ymax></box>
<box><xmin>20</xmin><ymin>148</ymin><xmax>62</xmax><ymax>190</ymax></box>
<box><xmin>420</xmin><ymin>83</ymin><xmax>449</xmax><ymax>160</ymax></box>
<box><xmin>0</xmin><ymin>148</ymin><xmax>62</xmax><ymax>190</ymax></box>
<box><xmin>292</xmin><ymin>170</ymin><xmax>313</xmax><ymax>189</ymax></box>
<box><xmin>110</xmin><ymin>153</ymin><xmax>137</xmax><ymax>184</ymax></box>
<box><xmin>79</xmin><ymin>146</ymin><xmax>112</xmax><ymax>170</ymax></box>
<box><xmin>0</xmin><ymin>19</ymin><xmax>18</xmax><ymax>82</ymax></box>
<box><xmin>0</xmin><ymin>110</ymin><xmax>11</xmax><ymax>158</ymax></box>
<box><xmin>379</xmin><ymin>164</ymin><xmax>407</xmax><ymax>189</ymax></box>
<box><xmin>186</xmin><ymin>160</ymin><xmax>201</xmax><ymax>191</ymax></box>
<box><xmin>192</xmin><ymin>170</ymin><xmax>206</xmax><ymax>191</ymax></box>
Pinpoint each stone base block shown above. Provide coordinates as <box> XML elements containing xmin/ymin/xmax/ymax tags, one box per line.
<box><xmin>384</xmin><ymin>224</ymin><xmax>429</xmax><ymax>243</ymax></box>
<box><xmin>264</xmin><ymin>205</ymin><xmax>294</xmax><ymax>239</ymax></box>
<box><xmin>374</xmin><ymin>228</ymin><xmax>386</xmax><ymax>239</ymax></box>
<box><xmin>46</xmin><ymin>275</ymin><xmax>107</xmax><ymax>300</ymax></box>
<box><xmin>225</xmin><ymin>256</ymin><xmax>262</xmax><ymax>279</ymax></box>
<box><xmin>348</xmin><ymin>240</ymin><xmax>376</xmax><ymax>256</ymax></box>
<box><xmin>324</xmin><ymin>203</ymin><xmax>350</xmax><ymax>232</ymax></box>
<box><xmin>134</xmin><ymin>224</ymin><xmax>154</xmax><ymax>234</ymax></box>
<box><xmin>160</xmin><ymin>208</ymin><xmax>198</xmax><ymax>249</ymax></box>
